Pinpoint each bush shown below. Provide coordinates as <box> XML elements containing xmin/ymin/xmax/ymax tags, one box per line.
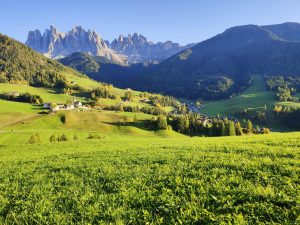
<box><xmin>73</xmin><ymin>134</ymin><xmax>79</xmax><ymax>141</ymax></box>
<box><xmin>87</xmin><ymin>133</ymin><xmax>103</xmax><ymax>139</ymax></box>
<box><xmin>156</xmin><ymin>116</ymin><xmax>168</xmax><ymax>130</ymax></box>
<box><xmin>49</xmin><ymin>134</ymin><xmax>57</xmax><ymax>142</ymax></box>
<box><xmin>59</xmin><ymin>134</ymin><xmax>68</xmax><ymax>142</ymax></box>
<box><xmin>263</xmin><ymin>128</ymin><xmax>271</xmax><ymax>134</ymax></box>
<box><xmin>28</xmin><ymin>133</ymin><xmax>41</xmax><ymax>144</ymax></box>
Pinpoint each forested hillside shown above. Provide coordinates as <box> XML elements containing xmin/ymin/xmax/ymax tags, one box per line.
<box><xmin>0</xmin><ymin>34</ymin><xmax>82</xmax><ymax>88</ymax></box>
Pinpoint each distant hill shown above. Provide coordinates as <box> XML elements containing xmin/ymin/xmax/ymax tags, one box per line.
<box><xmin>59</xmin><ymin>23</ymin><xmax>300</xmax><ymax>100</ymax></box>
<box><xmin>0</xmin><ymin>33</ymin><xmax>83</xmax><ymax>88</ymax></box>
<box><xmin>136</xmin><ymin>23</ymin><xmax>300</xmax><ymax>99</ymax></box>
<box><xmin>58</xmin><ymin>52</ymin><xmax>148</xmax><ymax>86</ymax></box>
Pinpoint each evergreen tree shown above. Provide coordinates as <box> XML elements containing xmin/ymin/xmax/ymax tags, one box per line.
<box><xmin>210</xmin><ymin>121</ymin><xmax>219</xmax><ymax>136</ymax></box>
<box><xmin>255</xmin><ymin>125</ymin><xmax>260</xmax><ymax>133</ymax></box>
<box><xmin>247</xmin><ymin>120</ymin><xmax>253</xmax><ymax>134</ymax></box>
<box><xmin>156</xmin><ymin>116</ymin><xmax>168</xmax><ymax>130</ymax></box>
<box><xmin>235</xmin><ymin>122</ymin><xmax>243</xmax><ymax>136</ymax></box>
<box><xmin>228</xmin><ymin>121</ymin><xmax>236</xmax><ymax>136</ymax></box>
<box><xmin>177</xmin><ymin>116</ymin><xmax>189</xmax><ymax>133</ymax></box>
<box><xmin>219</xmin><ymin>120</ymin><xmax>226</xmax><ymax>136</ymax></box>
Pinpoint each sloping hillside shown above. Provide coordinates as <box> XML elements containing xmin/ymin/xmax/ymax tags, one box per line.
<box><xmin>0</xmin><ymin>33</ymin><xmax>84</xmax><ymax>88</ymax></box>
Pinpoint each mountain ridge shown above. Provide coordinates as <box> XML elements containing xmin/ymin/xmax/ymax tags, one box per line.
<box><xmin>26</xmin><ymin>26</ymin><xmax>127</xmax><ymax>64</ymax></box>
<box><xmin>108</xmin><ymin>33</ymin><xmax>195</xmax><ymax>63</ymax></box>
<box><xmin>26</xmin><ymin>26</ymin><xmax>194</xmax><ymax>64</ymax></box>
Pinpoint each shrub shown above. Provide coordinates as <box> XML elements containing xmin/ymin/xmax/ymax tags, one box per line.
<box><xmin>49</xmin><ymin>134</ymin><xmax>57</xmax><ymax>142</ymax></box>
<box><xmin>59</xmin><ymin>134</ymin><xmax>68</xmax><ymax>142</ymax></box>
<box><xmin>156</xmin><ymin>116</ymin><xmax>168</xmax><ymax>130</ymax></box>
<box><xmin>263</xmin><ymin>128</ymin><xmax>271</xmax><ymax>134</ymax></box>
<box><xmin>87</xmin><ymin>133</ymin><xmax>103</xmax><ymax>139</ymax></box>
<box><xmin>28</xmin><ymin>133</ymin><xmax>41</xmax><ymax>144</ymax></box>
<box><xmin>73</xmin><ymin>134</ymin><xmax>79</xmax><ymax>141</ymax></box>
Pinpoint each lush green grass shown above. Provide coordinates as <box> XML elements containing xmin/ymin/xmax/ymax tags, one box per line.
<box><xmin>200</xmin><ymin>75</ymin><xmax>300</xmax><ymax>118</ymax></box>
<box><xmin>63</xmin><ymin>72</ymin><xmax>143</xmax><ymax>98</ymax></box>
<box><xmin>63</xmin><ymin>73</ymin><xmax>102</xmax><ymax>90</ymax></box>
<box><xmin>0</xmin><ymin>99</ymin><xmax>41</xmax><ymax>128</ymax></box>
<box><xmin>0</xmin><ymin>83</ymin><xmax>69</xmax><ymax>103</ymax></box>
<box><xmin>200</xmin><ymin>75</ymin><xmax>276</xmax><ymax>116</ymax></box>
<box><xmin>0</xmin><ymin>133</ymin><xmax>299</xmax><ymax>224</ymax></box>
<box><xmin>0</xmin><ymin>110</ymin><xmax>181</xmax><ymax>145</ymax></box>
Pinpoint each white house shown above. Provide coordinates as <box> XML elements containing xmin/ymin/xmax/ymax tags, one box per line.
<box><xmin>43</xmin><ymin>103</ymin><xmax>51</xmax><ymax>109</ymax></box>
<box><xmin>74</xmin><ymin>101</ymin><xmax>83</xmax><ymax>108</ymax></box>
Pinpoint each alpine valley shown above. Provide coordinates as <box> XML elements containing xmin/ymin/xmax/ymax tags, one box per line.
<box><xmin>0</xmin><ymin>8</ymin><xmax>300</xmax><ymax>223</ymax></box>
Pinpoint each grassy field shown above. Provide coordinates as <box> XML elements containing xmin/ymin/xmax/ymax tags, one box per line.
<box><xmin>0</xmin><ymin>132</ymin><xmax>299</xmax><ymax>224</ymax></box>
<box><xmin>0</xmin><ymin>110</ymin><xmax>182</xmax><ymax>145</ymax></box>
<box><xmin>0</xmin><ymin>76</ymin><xmax>299</xmax><ymax>224</ymax></box>
<box><xmin>0</xmin><ymin>83</ymin><xmax>70</xmax><ymax>103</ymax></box>
<box><xmin>201</xmin><ymin>75</ymin><xmax>300</xmax><ymax>117</ymax></box>
<box><xmin>200</xmin><ymin>75</ymin><xmax>276</xmax><ymax>116</ymax></box>
<box><xmin>0</xmin><ymin>99</ymin><xmax>41</xmax><ymax>128</ymax></box>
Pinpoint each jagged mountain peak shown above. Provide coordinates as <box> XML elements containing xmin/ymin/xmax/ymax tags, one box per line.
<box><xmin>26</xmin><ymin>26</ymin><xmax>127</xmax><ymax>64</ymax></box>
<box><xmin>109</xmin><ymin>33</ymin><xmax>193</xmax><ymax>63</ymax></box>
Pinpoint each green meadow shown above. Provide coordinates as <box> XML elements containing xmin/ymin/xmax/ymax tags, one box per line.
<box><xmin>0</xmin><ymin>75</ymin><xmax>299</xmax><ymax>224</ymax></box>
<box><xmin>200</xmin><ymin>75</ymin><xmax>276</xmax><ymax>116</ymax></box>
<box><xmin>0</xmin><ymin>83</ymin><xmax>69</xmax><ymax>103</ymax></box>
<box><xmin>200</xmin><ymin>75</ymin><xmax>300</xmax><ymax>116</ymax></box>
<box><xmin>0</xmin><ymin>132</ymin><xmax>299</xmax><ymax>224</ymax></box>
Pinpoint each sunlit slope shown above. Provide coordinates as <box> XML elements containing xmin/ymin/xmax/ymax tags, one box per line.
<box><xmin>0</xmin><ymin>132</ymin><xmax>299</xmax><ymax>224</ymax></box>
<box><xmin>200</xmin><ymin>75</ymin><xmax>276</xmax><ymax>116</ymax></box>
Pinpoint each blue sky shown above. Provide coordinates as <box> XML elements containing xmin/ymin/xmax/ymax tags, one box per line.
<box><xmin>1</xmin><ymin>0</ymin><xmax>300</xmax><ymax>44</ymax></box>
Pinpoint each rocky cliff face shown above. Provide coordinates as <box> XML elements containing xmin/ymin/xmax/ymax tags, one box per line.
<box><xmin>26</xmin><ymin>26</ymin><xmax>127</xmax><ymax>64</ymax></box>
<box><xmin>109</xmin><ymin>33</ymin><xmax>194</xmax><ymax>63</ymax></box>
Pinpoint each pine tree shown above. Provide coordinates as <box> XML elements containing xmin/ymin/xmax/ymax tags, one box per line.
<box><xmin>235</xmin><ymin>122</ymin><xmax>243</xmax><ymax>136</ymax></box>
<box><xmin>219</xmin><ymin>120</ymin><xmax>226</xmax><ymax>136</ymax></box>
<box><xmin>177</xmin><ymin>116</ymin><xmax>189</xmax><ymax>133</ymax></box>
<box><xmin>228</xmin><ymin>121</ymin><xmax>236</xmax><ymax>136</ymax></box>
<box><xmin>247</xmin><ymin>120</ymin><xmax>253</xmax><ymax>134</ymax></box>
<box><xmin>255</xmin><ymin>125</ymin><xmax>260</xmax><ymax>133</ymax></box>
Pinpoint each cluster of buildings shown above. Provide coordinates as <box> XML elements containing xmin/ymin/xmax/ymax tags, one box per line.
<box><xmin>43</xmin><ymin>101</ymin><xmax>84</xmax><ymax>112</ymax></box>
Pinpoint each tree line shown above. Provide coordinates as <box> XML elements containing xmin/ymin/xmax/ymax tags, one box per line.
<box><xmin>0</xmin><ymin>92</ymin><xmax>43</xmax><ymax>104</ymax></box>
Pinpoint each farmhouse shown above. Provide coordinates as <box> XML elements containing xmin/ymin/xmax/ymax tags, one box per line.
<box><xmin>46</xmin><ymin>101</ymin><xmax>84</xmax><ymax>112</ymax></box>
<box><xmin>43</xmin><ymin>103</ymin><xmax>51</xmax><ymax>109</ymax></box>
<box><xmin>6</xmin><ymin>92</ymin><xmax>20</xmax><ymax>97</ymax></box>
<box><xmin>74</xmin><ymin>101</ymin><xmax>83</xmax><ymax>108</ymax></box>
